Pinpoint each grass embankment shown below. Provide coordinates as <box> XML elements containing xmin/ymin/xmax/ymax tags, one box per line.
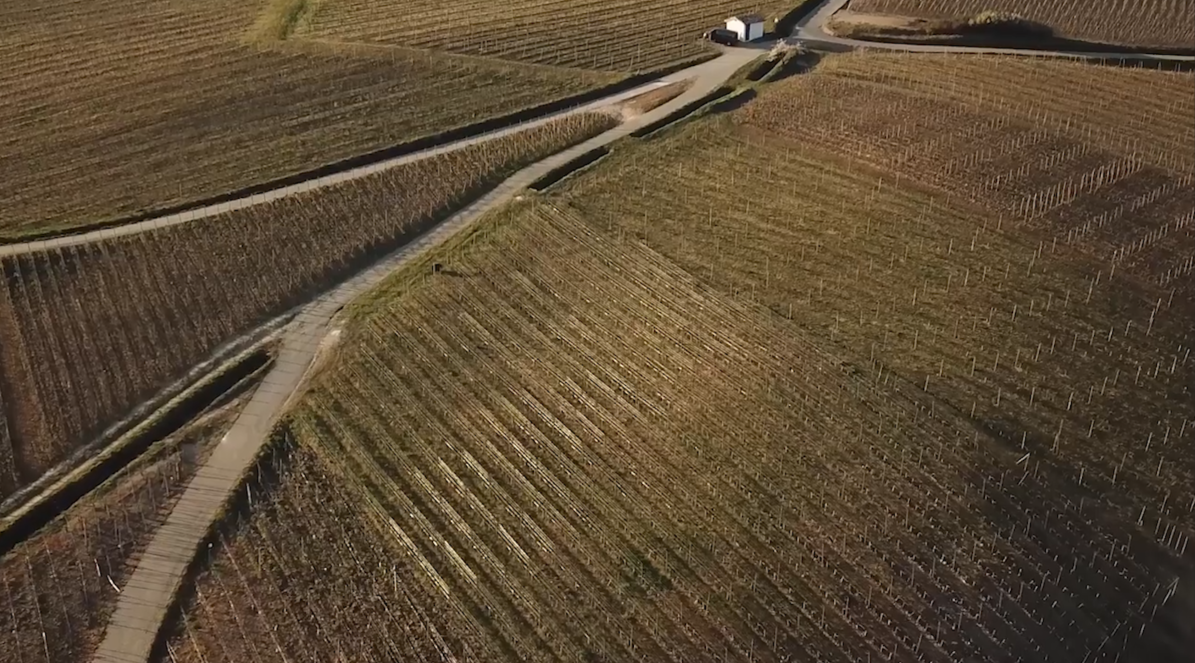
<box><xmin>158</xmin><ymin>53</ymin><xmax>1192</xmax><ymax>662</ymax></box>
<box><xmin>249</xmin><ymin>0</ymin><xmax>325</xmax><ymax>41</ymax></box>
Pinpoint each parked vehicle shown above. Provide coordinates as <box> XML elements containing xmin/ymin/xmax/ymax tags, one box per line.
<box><xmin>704</xmin><ymin>28</ymin><xmax>739</xmax><ymax>46</ymax></box>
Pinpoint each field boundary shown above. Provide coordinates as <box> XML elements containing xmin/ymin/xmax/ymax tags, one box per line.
<box><xmin>0</xmin><ymin>116</ymin><xmax>618</xmax><ymax>538</ymax></box>
<box><xmin>0</xmin><ymin>56</ymin><xmax>709</xmax><ymax>246</ymax></box>
<box><xmin>148</xmin><ymin>423</ymin><xmax>299</xmax><ymax>663</ymax></box>
<box><xmin>528</xmin><ymin>147</ymin><xmax>613</xmax><ymax>191</ymax></box>
<box><xmin>0</xmin><ymin>314</ymin><xmax>291</xmax><ymax>519</ymax></box>
<box><xmin>0</xmin><ymin>339</ymin><xmax>275</xmax><ymax>556</ymax></box>
<box><xmin>629</xmin><ymin>86</ymin><xmax>735</xmax><ymax>138</ymax></box>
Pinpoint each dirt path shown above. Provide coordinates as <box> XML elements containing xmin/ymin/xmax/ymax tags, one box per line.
<box><xmin>89</xmin><ymin>46</ymin><xmax>761</xmax><ymax>663</ymax></box>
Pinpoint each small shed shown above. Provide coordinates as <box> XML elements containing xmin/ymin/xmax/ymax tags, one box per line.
<box><xmin>726</xmin><ymin>13</ymin><xmax>765</xmax><ymax>42</ymax></box>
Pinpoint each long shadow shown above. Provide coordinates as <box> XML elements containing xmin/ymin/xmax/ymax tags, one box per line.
<box><xmin>768</xmin><ymin>51</ymin><xmax>824</xmax><ymax>82</ymax></box>
<box><xmin>0</xmin><ymin>348</ymin><xmax>271</xmax><ymax>556</ymax></box>
<box><xmin>529</xmin><ymin>146</ymin><xmax>612</xmax><ymax>191</ymax></box>
<box><xmin>707</xmin><ymin>88</ymin><xmax>757</xmax><ymax>114</ymax></box>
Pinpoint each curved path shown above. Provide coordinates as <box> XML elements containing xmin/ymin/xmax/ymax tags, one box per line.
<box><xmin>0</xmin><ymin>79</ymin><xmax>673</xmax><ymax>259</ymax></box>
<box><xmin>793</xmin><ymin>0</ymin><xmax>1195</xmax><ymax>62</ymax></box>
<box><xmin>90</xmin><ymin>6</ymin><xmax>1193</xmax><ymax>660</ymax></box>
<box><xmin>90</xmin><ymin>46</ymin><xmax>761</xmax><ymax>663</ymax></box>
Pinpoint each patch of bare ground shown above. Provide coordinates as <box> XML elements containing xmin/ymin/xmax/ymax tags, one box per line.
<box><xmin>829</xmin><ymin>10</ymin><xmax>925</xmax><ymax>32</ymax></box>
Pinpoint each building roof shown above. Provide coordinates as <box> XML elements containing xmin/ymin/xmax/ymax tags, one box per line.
<box><xmin>728</xmin><ymin>13</ymin><xmax>765</xmax><ymax>24</ymax></box>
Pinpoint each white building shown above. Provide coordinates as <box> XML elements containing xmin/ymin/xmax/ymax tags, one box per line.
<box><xmin>725</xmin><ymin>13</ymin><xmax>765</xmax><ymax>42</ymax></box>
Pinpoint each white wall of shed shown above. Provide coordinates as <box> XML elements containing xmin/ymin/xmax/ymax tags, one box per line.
<box><xmin>725</xmin><ymin>18</ymin><xmax>748</xmax><ymax>41</ymax></box>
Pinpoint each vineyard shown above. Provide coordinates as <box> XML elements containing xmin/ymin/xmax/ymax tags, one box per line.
<box><xmin>0</xmin><ymin>412</ymin><xmax>232</xmax><ymax>663</ymax></box>
<box><xmin>158</xmin><ymin>52</ymin><xmax>1194</xmax><ymax>662</ymax></box>
<box><xmin>848</xmin><ymin>0</ymin><xmax>1195</xmax><ymax>48</ymax></box>
<box><xmin>0</xmin><ymin>113</ymin><xmax>615</xmax><ymax>502</ymax></box>
<box><xmin>728</xmin><ymin>52</ymin><xmax>1195</xmax><ymax>284</ymax></box>
<box><xmin>295</xmin><ymin>0</ymin><xmax>796</xmax><ymax>73</ymax></box>
<box><xmin>0</xmin><ymin>0</ymin><xmax>613</xmax><ymax>237</ymax></box>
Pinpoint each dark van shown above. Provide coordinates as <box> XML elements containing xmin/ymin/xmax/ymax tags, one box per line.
<box><xmin>704</xmin><ymin>28</ymin><xmax>739</xmax><ymax>46</ymax></box>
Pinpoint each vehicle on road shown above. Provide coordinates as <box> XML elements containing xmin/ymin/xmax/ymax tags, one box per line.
<box><xmin>704</xmin><ymin>28</ymin><xmax>739</xmax><ymax>46</ymax></box>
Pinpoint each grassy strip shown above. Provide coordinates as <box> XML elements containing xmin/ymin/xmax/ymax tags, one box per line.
<box><xmin>342</xmin><ymin>197</ymin><xmax>540</xmax><ymax>324</ymax></box>
<box><xmin>619</xmin><ymin>80</ymin><xmax>692</xmax><ymax>116</ymax></box>
<box><xmin>0</xmin><ymin>343</ymin><xmax>274</xmax><ymax>554</ymax></box>
<box><xmin>0</xmin><ymin>55</ymin><xmax>711</xmax><ymax>245</ymax></box>
<box><xmin>249</xmin><ymin>0</ymin><xmax>326</xmax><ymax>42</ymax></box>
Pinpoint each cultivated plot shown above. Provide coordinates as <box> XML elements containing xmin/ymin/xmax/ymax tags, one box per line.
<box><xmin>0</xmin><ymin>414</ymin><xmax>233</xmax><ymax>663</ymax></box>
<box><xmin>297</xmin><ymin>0</ymin><xmax>797</xmax><ymax>72</ymax></box>
<box><xmin>164</xmin><ymin>203</ymin><xmax>1018</xmax><ymax>662</ymax></box>
<box><xmin>162</xmin><ymin>53</ymin><xmax>1192</xmax><ymax>661</ymax></box>
<box><xmin>848</xmin><ymin>0</ymin><xmax>1195</xmax><ymax>48</ymax></box>
<box><xmin>737</xmin><ymin>52</ymin><xmax>1195</xmax><ymax>285</ymax></box>
<box><xmin>0</xmin><ymin>0</ymin><xmax>614</xmax><ymax>237</ymax></box>
<box><xmin>0</xmin><ymin>114</ymin><xmax>614</xmax><ymax>501</ymax></box>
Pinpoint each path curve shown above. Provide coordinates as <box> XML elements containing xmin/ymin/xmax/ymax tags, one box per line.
<box><xmin>0</xmin><ymin>80</ymin><xmax>671</xmax><ymax>259</ymax></box>
<box><xmin>90</xmin><ymin>46</ymin><xmax>761</xmax><ymax>663</ymax></box>
<box><xmin>10</xmin><ymin>0</ymin><xmax>1185</xmax><ymax>263</ymax></box>
<box><xmin>91</xmin><ymin>7</ymin><xmax>1194</xmax><ymax>660</ymax></box>
<box><xmin>793</xmin><ymin>0</ymin><xmax>1195</xmax><ymax>62</ymax></box>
